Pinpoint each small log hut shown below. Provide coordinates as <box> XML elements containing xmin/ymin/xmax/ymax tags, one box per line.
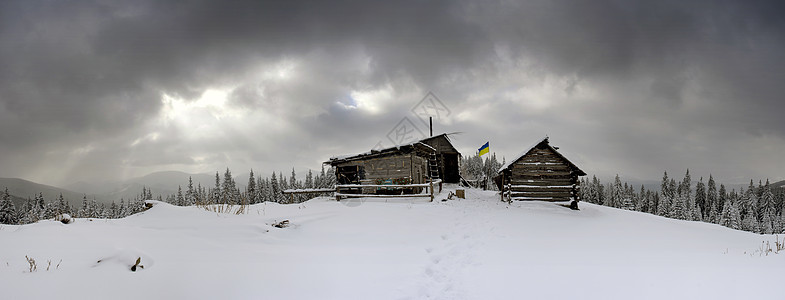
<box><xmin>326</xmin><ymin>133</ymin><xmax>461</xmax><ymax>194</ymax></box>
<box><xmin>494</xmin><ymin>137</ymin><xmax>586</xmax><ymax>208</ymax></box>
<box><xmin>419</xmin><ymin>134</ymin><xmax>461</xmax><ymax>183</ymax></box>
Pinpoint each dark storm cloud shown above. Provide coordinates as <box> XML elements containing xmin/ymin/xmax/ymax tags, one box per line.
<box><xmin>1</xmin><ymin>0</ymin><xmax>784</xmax><ymax>185</ymax></box>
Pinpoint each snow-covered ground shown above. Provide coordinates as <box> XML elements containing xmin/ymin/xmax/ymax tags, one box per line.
<box><xmin>1</xmin><ymin>185</ymin><xmax>782</xmax><ymax>300</ymax></box>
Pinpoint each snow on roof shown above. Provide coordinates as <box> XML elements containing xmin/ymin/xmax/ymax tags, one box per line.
<box><xmin>327</xmin><ymin>141</ymin><xmax>435</xmax><ymax>163</ymax></box>
<box><xmin>497</xmin><ymin>136</ymin><xmax>586</xmax><ymax>176</ymax></box>
<box><xmin>497</xmin><ymin>136</ymin><xmax>549</xmax><ymax>173</ymax></box>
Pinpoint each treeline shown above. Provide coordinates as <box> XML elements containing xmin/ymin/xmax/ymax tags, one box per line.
<box><xmin>581</xmin><ymin>170</ymin><xmax>785</xmax><ymax>234</ymax></box>
<box><xmin>0</xmin><ymin>187</ymin><xmax>148</xmax><ymax>224</ymax></box>
<box><xmin>0</xmin><ymin>166</ymin><xmax>337</xmax><ymax>225</ymax></box>
<box><xmin>460</xmin><ymin>152</ymin><xmax>503</xmax><ymax>190</ymax></box>
<box><xmin>159</xmin><ymin>166</ymin><xmax>336</xmax><ymax>206</ymax></box>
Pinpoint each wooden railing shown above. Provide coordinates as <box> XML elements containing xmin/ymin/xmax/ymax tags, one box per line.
<box><xmin>336</xmin><ymin>179</ymin><xmax>442</xmax><ymax>202</ymax></box>
<box><xmin>283</xmin><ymin>180</ymin><xmax>444</xmax><ymax>202</ymax></box>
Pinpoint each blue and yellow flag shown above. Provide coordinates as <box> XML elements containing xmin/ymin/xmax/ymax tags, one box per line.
<box><xmin>478</xmin><ymin>142</ymin><xmax>489</xmax><ymax>156</ymax></box>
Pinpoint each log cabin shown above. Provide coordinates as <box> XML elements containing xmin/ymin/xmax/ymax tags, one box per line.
<box><xmin>326</xmin><ymin>133</ymin><xmax>461</xmax><ymax>194</ymax></box>
<box><xmin>494</xmin><ymin>137</ymin><xmax>586</xmax><ymax>208</ymax></box>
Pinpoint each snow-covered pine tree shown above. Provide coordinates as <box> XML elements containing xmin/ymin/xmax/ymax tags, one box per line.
<box><xmin>290</xmin><ymin>168</ymin><xmax>300</xmax><ymax>203</ymax></box>
<box><xmin>56</xmin><ymin>193</ymin><xmax>68</xmax><ymax>215</ymax></box>
<box><xmin>708</xmin><ymin>200</ymin><xmax>719</xmax><ymax>224</ymax></box>
<box><xmin>680</xmin><ymin>169</ymin><xmax>692</xmax><ymax>200</ymax></box>
<box><xmin>657</xmin><ymin>172</ymin><xmax>671</xmax><ymax>217</ymax></box>
<box><xmin>79</xmin><ymin>194</ymin><xmax>89</xmax><ymax>218</ymax></box>
<box><xmin>119</xmin><ymin>199</ymin><xmax>127</xmax><ymax>217</ymax></box>
<box><xmin>89</xmin><ymin>197</ymin><xmax>99</xmax><ymax>218</ymax></box>
<box><xmin>718</xmin><ymin>184</ymin><xmax>727</xmax><ymax>214</ymax></box>
<box><xmin>761</xmin><ymin>209</ymin><xmax>775</xmax><ymax>234</ymax></box>
<box><xmin>636</xmin><ymin>185</ymin><xmax>647</xmax><ymax>212</ymax></box>
<box><xmin>707</xmin><ymin>175</ymin><xmax>717</xmax><ymax>219</ymax></box>
<box><xmin>197</xmin><ymin>183</ymin><xmax>206</xmax><ymax>205</ymax></box>
<box><xmin>695</xmin><ymin>177</ymin><xmax>706</xmax><ymax>219</ymax></box>
<box><xmin>611</xmin><ymin>174</ymin><xmax>624</xmax><ymax>209</ymax></box>
<box><xmin>270</xmin><ymin>172</ymin><xmax>280</xmax><ymax>203</ymax></box>
<box><xmin>306</xmin><ymin>170</ymin><xmax>314</xmax><ymax>189</ymax></box>
<box><xmin>760</xmin><ymin>182</ymin><xmax>776</xmax><ymax>220</ymax></box>
<box><xmin>221</xmin><ymin>168</ymin><xmax>234</xmax><ymax>204</ymax></box>
<box><xmin>109</xmin><ymin>201</ymin><xmax>118</xmax><ymax>218</ymax></box>
<box><xmin>186</xmin><ymin>176</ymin><xmax>196</xmax><ymax>206</ymax></box>
<box><xmin>742</xmin><ymin>185</ymin><xmax>759</xmax><ymax>224</ymax></box>
<box><xmin>0</xmin><ymin>187</ymin><xmax>18</xmax><ymax>224</ymax></box>
<box><xmin>741</xmin><ymin>200</ymin><xmax>760</xmax><ymax>233</ymax></box>
<box><xmin>20</xmin><ymin>197</ymin><xmax>38</xmax><ymax>224</ymax></box>
<box><xmin>256</xmin><ymin>176</ymin><xmax>266</xmax><ymax>203</ymax></box>
<box><xmin>590</xmin><ymin>176</ymin><xmax>603</xmax><ymax>205</ymax></box>
<box><xmin>778</xmin><ymin>208</ymin><xmax>785</xmax><ymax>234</ymax></box>
<box><xmin>43</xmin><ymin>201</ymin><xmax>57</xmax><ymax>220</ymax></box>
<box><xmin>670</xmin><ymin>192</ymin><xmax>687</xmax><ymax>220</ymax></box>
<box><xmin>247</xmin><ymin>170</ymin><xmax>258</xmax><ymax>204</ymax></box>
<box><xmin>211</xmin><ymin>172</ymin><xmax>221</xmax><ymax>204</ymax></box>
<box><xmin>176</xmin><ymin>186</ymin><xmax>184</xmax><ymax>206</ymax></box>
<box><xmin>720</xmin><ymin>196</ymin><xmax>741</xmax><ymax>230</ymax></box>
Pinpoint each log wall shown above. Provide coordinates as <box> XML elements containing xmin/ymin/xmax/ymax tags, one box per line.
<box><xmin>333</xmin><ymin>154</ymin><xmax>428</xmax><ymax>184</ymax></box>
<box><xmin>505</xmin><ymin>146</ymin><xmax>580</xmax><ymax>202</ymax></box>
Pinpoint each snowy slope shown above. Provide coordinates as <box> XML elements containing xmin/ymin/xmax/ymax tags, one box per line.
<box><xmin>0</xmin><ymin>186</ymin><xmax>782</xmax><ymax>300</ymax></box>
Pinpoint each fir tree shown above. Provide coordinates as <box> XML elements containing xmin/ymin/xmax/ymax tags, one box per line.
<box><xmin>119</xmin><ymin>199</ymin><xmax>127</xmax><ymax>217</ymax></box>
<box><xmin>57</xmin><ymin>193</ymin><xmax>68</xmax><ymax>215</ymax></box>
<box><xmin>611</xmin><ymin>174</ymin><xmax>624</xmax><ymax>209</ymax></box>
<box><xmin>247</xmin><ymin>169</ymin><xmax>257</xmax><ymax>204</ymax></box>
<box><xmin>0</xmin><ymin>187</ymin><xmax>18</xmax><ymax>224</ymax></box>
<box><xmin>680</xmin><ymin>169</ymin><xmax>692</xmax><ymax>199</ymax></box>
<box><xmin>186</xmin><ymin>176</ymin><xmax>196</xmax><ymax>206</ymax></box>
<box><xmin>760</xmin><ymin>183</ymin><xmax>776</xmax><ymax>219</ymax></box>
<box><xmin>695</xmin><ymin>177</ymin><xmax>706</xmax><ymax>219</ymax></box>
<box><xmin>222</xmin><ymin>168</ymin><xmax>235</xmax><ymax>204</ymax></box>
<box><xmin>89</xmin><ymin>198</ymin><xmax>99</xmax><ymax>218</ymax></box>
<box><xmin>741</xmin><ymin>201</ymin><xmax>760</xmax><ymax>233</ymax></box>
<box><xmin>718</xmin><ymin>184</ymin><xmax>727</xmax><ymax>213</ymax></box>
<box><xmin>761</xmin><ymin>209</ymin><xmax>775</xmax><ymax>234</ymax></box>
<box><xmin>306</xmin><ymin>170</ymin><xmax>314</xmax><ymax>189</ymax></box>
<box><xmin>720</xmin><ymin>197</ymin><xmax>741</xmax><ymax>230</ymax></box>
<box><xmin>176</xmin><ymin>186</ymin><xmax>184</xmax><ymax>206</ymax></box>
<box><xmin>670</xmin><ymin>193</ymin><xmax>687</xmax><ymax>220</ymax></box>
<box><xmin>79</xmin><ymin>194</ymin><xmax>89</xmax><ymax>218</ymax></box>
<box><xmin>211</xmin><ymin>172</ymin><xmax>221</xmax><ymax>204</ymax></box>
<box><xmin>109</xmin><ymin>202</ymin><xmax>118</xmax><ymax>218</ymax></box>
<box><xmin>706</xmin><ymin>175</ymin><xmax>717</xmax><ymax>218</ymax></box>
<box><xmin>271</xmin><ymin>172</ymin><xmax>280</xmax><ymax>203</ymax></box>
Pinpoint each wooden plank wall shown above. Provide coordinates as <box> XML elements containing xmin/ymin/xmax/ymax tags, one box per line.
<box><xmin>334</xmin><ymin>154</ymin><xmax>428</xmax><ymax>184</ymax></box>
<box><xmin>507</xmin><ymin>147</ymin><xmax>579</xmax><ymax>202</ymax></box>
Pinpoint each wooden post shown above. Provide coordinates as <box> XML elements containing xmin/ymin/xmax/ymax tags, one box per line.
<box><xmin>500</xmin><ymin>175</ymin><xmax>506</xmax><ymax>202</ymax></box>
<box><xmin>429</xmin><ymin>180</ymin><xmax>434</xmax><ymax>202</ymax></box>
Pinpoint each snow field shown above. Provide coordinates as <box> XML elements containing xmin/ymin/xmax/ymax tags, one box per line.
<box><xmin>0</xmin><ymin>185</ymin><xmax>782</xmax><ymax>300</ymax></box>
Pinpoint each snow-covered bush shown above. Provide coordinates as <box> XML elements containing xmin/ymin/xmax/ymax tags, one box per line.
<box><xmin>57</xmin><ymin>213</ymin><xmax>73</xmax><ymax>224</ymax></box>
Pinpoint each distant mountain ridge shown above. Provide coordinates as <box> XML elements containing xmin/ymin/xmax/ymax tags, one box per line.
<box><xmin>772</xmin><ymin>180</ymin><xmax>785</xmax><ymax>189</ymax></box>
<box><xmin>0</xmin><ymin>177</ymin><xmax>102</xmax><ymax>208</ymax></box>
<box><xmin>64</xmin><ymin>171</ymin><xmax>221</xmax><ymax>202</ymax></box>
<box><xmin>1</xmin><ymin>171</ymin><xmax>220</xmax><ymax>209</ymax></box>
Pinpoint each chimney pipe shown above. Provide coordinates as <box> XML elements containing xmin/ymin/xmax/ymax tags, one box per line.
<box><xmin>429</xmin><ymin>117</ymin><xmax>433</xmax><ymax>137</ymax></box>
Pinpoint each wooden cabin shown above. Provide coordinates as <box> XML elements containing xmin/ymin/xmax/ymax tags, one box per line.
<box><xmin>494</xmin><ymin>137</ymin><xmax>586</xmax><ymax>207</ymax></box>
<box><xmin>326</xmin><ymin>134</ymin><xmax>462</xmax><ymax>194</ymax></box>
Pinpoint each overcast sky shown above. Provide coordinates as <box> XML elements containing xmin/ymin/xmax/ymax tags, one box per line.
<box><xmin>1</xmin><ymin>0</ymin><xmax>784</xmax><ymax>187</ymax></box>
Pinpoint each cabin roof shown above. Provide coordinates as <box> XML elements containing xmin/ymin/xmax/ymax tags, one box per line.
<box><xmin>497</xmin><ymin>137</ymin><xmax>587</xmax><ymax>176</ymax></box>
<box><xmin>419</xmin><ymin>133</ymin><xmax>461</xmax><ymax>154</ymax></box>
<box><xmin>326</xmin><ymin>141</ymin><xmax>435</xmax><ymax>165</ymax></box>
<box><xmin>326</xmin><ymin>133</ymin><xmax>461</xmax><ymax>165</ymax></box>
